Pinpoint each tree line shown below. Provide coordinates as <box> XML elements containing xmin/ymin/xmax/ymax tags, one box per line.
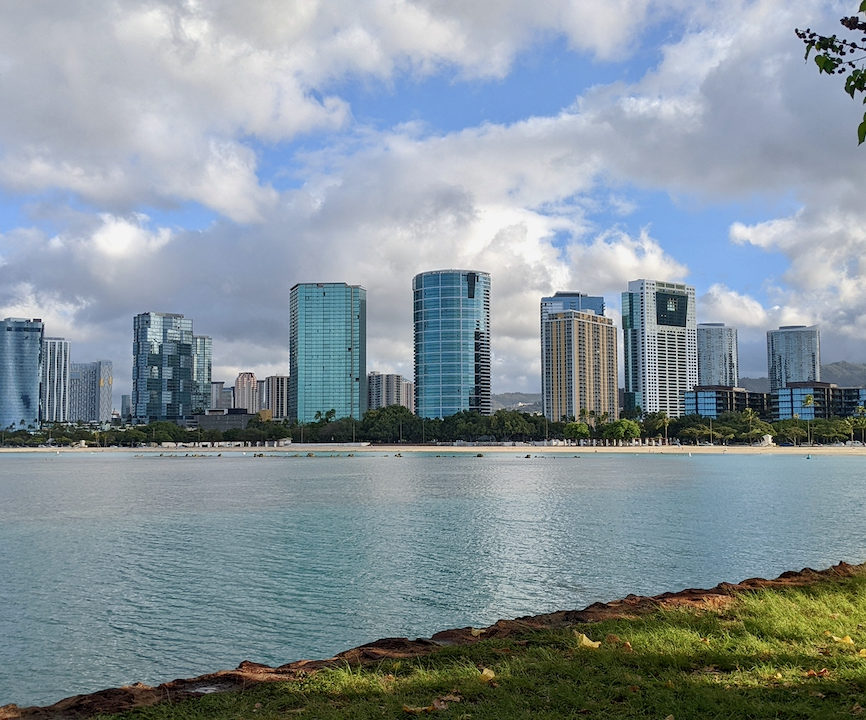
<box><xmin>5</xmin><ymin>405</ymin><xmax>866</xmax><ymax>447</ymax></box>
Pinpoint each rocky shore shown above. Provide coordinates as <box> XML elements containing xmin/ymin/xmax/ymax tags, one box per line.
<box><xmin>2</xmin><ymin>561</ymin><xmax>862</xmax><ymax>720</ymax></box>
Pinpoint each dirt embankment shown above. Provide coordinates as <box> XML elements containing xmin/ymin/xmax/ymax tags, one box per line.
<box><xmin>2</xmin><ymin>561</ymin><xmax>862</xmax><ymax>720</ymax></box>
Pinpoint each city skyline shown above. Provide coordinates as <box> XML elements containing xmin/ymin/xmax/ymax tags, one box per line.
<box><xmin>7</xmin><ymin>282</ymin><xmax>851</xmax><ymax>417</ymax></box>
<box><xmin>0</xmin><ymin>3</ymin><xmax>863</xmax><ymax>404</ymax></box>
<box><xmin>4</xmin><ymin>298</ymin><xmax>865</xmax><ymax>425</ymax></box>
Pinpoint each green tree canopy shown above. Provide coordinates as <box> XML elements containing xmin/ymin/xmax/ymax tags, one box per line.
<box><xmin>796</xmin><ymin>2</ymin><xmax>866</xmax><ymax>143</ymax></box>
<box><xmin>563</xmin><ymin>421</ymin><xmax>590</xmax><ymax>441</ymax></box>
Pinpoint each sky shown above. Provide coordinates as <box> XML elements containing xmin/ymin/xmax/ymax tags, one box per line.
<box><xmin>0</xmin><ymin>0</ymin><xmax>864</xmax><ymax>407</ymax></box>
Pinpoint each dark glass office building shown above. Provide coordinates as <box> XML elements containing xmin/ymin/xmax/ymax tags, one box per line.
<box><xmin>132</xmin><ymin>312</ymin><xmax>194</xmax><ymax>423</ymax></box>
<box><xmin>413</xmin><ymin>269</ymin><xmax>491</xmax><ymax>419</ymax></box>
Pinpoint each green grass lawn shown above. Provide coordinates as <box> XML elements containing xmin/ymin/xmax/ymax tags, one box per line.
<box><xmin>100</xmin><ymin>572</ymin><xmax>866</xmax><ymax>720</ymax></box>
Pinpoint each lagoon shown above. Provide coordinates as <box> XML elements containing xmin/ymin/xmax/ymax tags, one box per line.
<box><xmin>1</xmin><ymin>450</ymin><xmax>865</xmax><ymax>707</ymax></box>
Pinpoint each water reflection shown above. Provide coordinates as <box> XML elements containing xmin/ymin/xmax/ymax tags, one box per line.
<box><xmin>1</xmin><ymin>451</ymin><xmax>864</xmax><ymax>707</ymax></box>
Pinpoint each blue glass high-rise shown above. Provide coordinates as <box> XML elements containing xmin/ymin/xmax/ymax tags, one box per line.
<box><xmin>289</xmin><ymin>283</ymin><xmax>367</xmax><ymax>423</ymax></box>
<box><xmin>0</xmin><ymin>317</ymin><xmax>44</xmax><ymax>430</ymax></box>
<box><xmin>132</xmin><ymin>312</ymin><xmax>194</xmax><ymax>423</ymax></box>
<box><xmin>413</xmin><ymin>269</ymin><xmax>491</xmax><ymax>419</ymax></box>
<box><xmin>191</xmin><ymin>335</ymin><xmax>212</xmax><ymax>413</ymax></box>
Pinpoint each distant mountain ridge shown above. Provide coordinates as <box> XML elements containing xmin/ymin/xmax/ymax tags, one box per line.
<box><xmin>821</xmin><ymin>361</ymin><xmax>866</xmax><ymax>387</ymax></box>
<box><xmin>737</xmin><ymin>377</ymin><xmax>770</xmax><ymax>392</ymax></box>
<box><xmin>740</xmin><ymin>362</ymin><xmax>866</xmax><ymax>391</ymax></box>
<box><xmin>491</xmin><ymin>392</ymin><xmax>542</xmax><ymax>413</ymax></box>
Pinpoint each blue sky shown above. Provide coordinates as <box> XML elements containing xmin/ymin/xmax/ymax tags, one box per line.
<box><xmin>0</xmin><ymin>0</ymin><xmax>863</xmax><ymax>403</ymax></box>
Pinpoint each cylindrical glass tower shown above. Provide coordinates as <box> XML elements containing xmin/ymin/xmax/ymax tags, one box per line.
<box><xmin>413</xmin><ymin>269</ymin><xmax>491</xmax><ymax>419</ymax></box>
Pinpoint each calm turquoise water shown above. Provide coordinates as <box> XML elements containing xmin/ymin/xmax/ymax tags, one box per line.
<box><xmin>1</xmin><ymin>450</ymin><xmax>865</xmax><ymax>706</ymax></box>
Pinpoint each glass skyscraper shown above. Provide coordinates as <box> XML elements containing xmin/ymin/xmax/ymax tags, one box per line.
<box><xmin>289</xmin><ymin>283</ymin><xmax>366</xmax><ymax>423</ymax></box>
<box><xmin>132</xmin><ymin>312</ymin><xmax>194</xmax><ymax>423</ymax></box>
<box><xmin>69</xmin><ymin>360</ymin><xmax>113</xmax><ymax>422</ymax></box>
<box><xmin>191</xmin><ymin>335</ymin><xmax>212</xmax><ymax>413</ymax></box>
<box><xmin>413</xmin><ymin>269</ymin><xmax>491</xmax><ymax>419</ymax></box>
<box><xmin>697</xmin><ymin>322</ymin><xmax>739</xmax><ymax>387</ymax></box>
<box><xmin>767</xmin><ymin>325</ymin><xmax>820</xmax><ymax>391</ymax></box>
<box><xmin>0</xmin><ymin>317</ymin><xmax>44</xmax><ymax>430</ymax></box>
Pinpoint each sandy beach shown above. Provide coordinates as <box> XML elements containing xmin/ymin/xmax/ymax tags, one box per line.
<box><xmin>2</xmin><ymin>442</ymin><xmax>865</xmax><ymax>456</ymax></box>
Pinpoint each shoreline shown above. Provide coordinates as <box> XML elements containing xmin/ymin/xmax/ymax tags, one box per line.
<box><xmin>2</xmin><ymin>561</ymin><xmax>862</xmax><ymax>719</ymax></box>
<box><xmin>2</xmin><ymin>442</ymin><xmax>866</xmax><ymax>456</ymax></box>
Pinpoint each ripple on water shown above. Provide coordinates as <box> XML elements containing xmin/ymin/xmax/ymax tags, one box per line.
<box><xmin>1</xmin><ymin>451</ymin><xmax>866</xmax><ymax>706</ymax></box>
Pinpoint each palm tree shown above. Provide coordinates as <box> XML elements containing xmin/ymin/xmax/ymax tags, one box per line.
<box><xmin>803</xmin><ymin>394</ymin><xmax>814</xmax><ymax>446</ymax></box>
<box><xmin>854</xmin><ymin>405</ymin><xmax>866</xmax><ymax>444</ymax></box>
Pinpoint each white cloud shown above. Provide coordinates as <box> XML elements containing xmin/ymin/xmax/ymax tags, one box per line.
<box><xmin>569</xmin><ymin>228</ymin><xmax>688</xmax><ymax>294</ymax></box>
<box><xmin>729</xmin><ymin>206</ymin><xmax>866</xmax><ymax>342</ymax></box>
<box><xmin>700</xmin><ymin>284</ymin><xmax>769</xmax><ymax>329</ymax></box>
<box><xmin>0</xmin><ymin>0</ymin><xmax>682</xmax><ymax>221</ymax></box>
<box><xmin>89</xmin><ymin>214</ymin><xmax>172</xmax><ymax>259</ymax></box>
<box><xmin>0</xmin><ymin>283</ymin><xmax>86</xmax><ymax>341</ymax></box>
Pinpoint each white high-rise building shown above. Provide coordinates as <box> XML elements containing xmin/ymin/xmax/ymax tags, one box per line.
<box><xmin>767</xmin><ymin>325</ymin><xmax>820</xmax><ymax>391</ymax></box>
<box><xmin>234</xmin><ymin>372</ymin><xmax>259</xmax><ymax>413</ymax></box>
<box><xmin>697</xmin><ymin>323</ymin><xmax>739</xmax><ymax>387</ymax></box>
<box><xmin>263</xmin><ymin>375</ymin><xmax>290</xmax><ymax>419</ymax></box>
<box><xmin>41</xmin><ymin>337</ymin><xmax>70</xmax><ymax>423</ymax></box>
<box><xmin>367</xmin><ymin>371</ymin><xmax>414</xmax><ymax>412</ymax></box>
<box><xmin>622</xmin><ymin>279</ymin><xmax>697</xmax><ymax>417</ymax></box>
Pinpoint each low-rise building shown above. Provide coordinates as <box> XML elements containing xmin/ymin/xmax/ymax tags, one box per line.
<box><xmin>193</xmin><ymin>408</ymin><xmax>256</xmax><ymax>432</ymax></box>
<box><xmin>684</xmin><ymin>386</ymin><xmax>748</xmax><ymax>418</ymax></box>
<box><xmin>769</xmin><ymin>382</ymin><xmax>866</xmax><ymax>421</ymax></box>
